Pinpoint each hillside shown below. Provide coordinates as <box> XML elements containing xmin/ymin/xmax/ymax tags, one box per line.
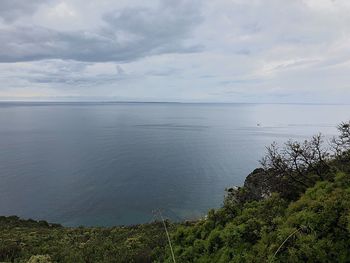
<box><xmin>0</xmin><ymin>216</ymin><xmax>173</xmax><ymax>263</ymax></box>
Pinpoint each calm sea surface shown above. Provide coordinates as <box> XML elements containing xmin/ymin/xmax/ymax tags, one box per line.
<box><xmin>0</xmin><ymin>102</ymin><xmax>349</xmax><ymax>226</ymax></box>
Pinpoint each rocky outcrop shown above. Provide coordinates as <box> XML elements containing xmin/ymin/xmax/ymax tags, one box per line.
<box><xmin>225</xmin><ymin>167</ymin><xmax>301</xmax><ymax>206</ymax></box>
<box><xmin>243</xmin><ymin>168</ymin><xmax>272</xmax><ymax>200</ymax></box>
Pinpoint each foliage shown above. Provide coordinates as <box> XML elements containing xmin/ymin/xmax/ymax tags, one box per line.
<box><xmin>332</xmin><ymin>121</ymin><xmax>350</xmax><ymax>156</ymax></box>
<box><xmin>0</xmin><ymin>218</ymin><xmax>173</xmax><ymax>263</ymax></box>
<box><xmin>27</xmin><ymin>255</ymin><xmax>52</xmax><ymax>263</ymax></box>
<box><xmin>166</xmin><ymin>172</ymin><xmax>350</xmax><ymax>262</ymax></box>
<box><xmin>260</xmin><ymin>134</ymin><xmax>332</xmax><ymax>197</ymax></box>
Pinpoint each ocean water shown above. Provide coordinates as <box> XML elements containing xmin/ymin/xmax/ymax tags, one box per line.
<box><xmin>0</xmin><ymin>102</ymin><xmax>349</xmax><ymax>226</ymax></box>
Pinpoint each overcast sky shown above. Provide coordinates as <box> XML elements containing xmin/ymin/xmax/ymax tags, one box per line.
<box><xmin>0</xmin><ymin>0</ymin><xmax>350</xmax><ymax>103</ymax></box>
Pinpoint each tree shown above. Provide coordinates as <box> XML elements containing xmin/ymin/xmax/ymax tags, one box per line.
<box><xmin>261</xmin><ymin>134</ymin><xmax>330</xmax><ymax>186</ymax></box>
<box><xmin>332</xmin><ymin>121</ymin><xmax>350</xmax><ymax>157</ymax></box>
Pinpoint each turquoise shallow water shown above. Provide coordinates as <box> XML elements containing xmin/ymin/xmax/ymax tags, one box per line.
<box><xmin>0</xmin><ymin>102</ymin><xmax>349</xmax><ymax>226</ymax></box>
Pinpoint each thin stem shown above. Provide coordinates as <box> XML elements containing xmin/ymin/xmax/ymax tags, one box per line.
<box><xmin>158</xmin><ymin>210</ymin><xmax>176</xmax><ymax>263</ymax></box>
<box><xmin>269</xmin><ymin>227</ymin><xmax>301</xmax><ymax>263</ymax></box>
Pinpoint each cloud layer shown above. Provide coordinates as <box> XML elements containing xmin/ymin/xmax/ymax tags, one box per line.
<box><xmin>1</xmin><ymin>0</ymin><xmax>350</xmax><ymax>102</ymax></box>
<box><xmin>0</xmin><ymin>0</ymin><xmax>201</xmax><ymax>62</ymax></box>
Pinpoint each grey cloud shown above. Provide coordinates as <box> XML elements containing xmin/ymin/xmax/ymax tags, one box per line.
<box><xmin>115</xmin><ymin>65</ymin><xmax>125</xmax><ymax>75</ymax></box>
<box><xmin>29</xmin><ymin>74</ymin><xmax>129</xmax><ymax>86</ymax></box>
<box><xmin>234</xmin><ymin>49</ymin><xmax>251</xmax><ymax>55</ymax></box>
<box><xmin>146</xmin><ymin>67</ymin><xmax>183</xmax><ymax>76</ymax></box>
<box><xmin>19</xmin><ymin>64</ymin><xmax>133</xmax><ymax>87</ymax></box>
<box><xmin>2</xmin><ymin>0</ymin><xmax>350</xmax><ymax>103</ymax></box>
<box><xmin>218</xmin><ymin>78</ymin><xmax>263</xmax><ymax>86</ymax></box>
<box><xmin>0</xmin><ymin>59</ymin><xmax>134</xmax><ymax>88</ymax></box>
<box><xmin>0</xmin><ymin>0</ymin><xmax>50</xmax><ymax>22</ymax></box>
<box><xmin>0</xmin><ymin>0</ymin><xmax>202</xmax><ymax>63</ymax></box>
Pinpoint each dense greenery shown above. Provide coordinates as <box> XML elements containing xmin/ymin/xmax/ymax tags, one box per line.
<box><xmin>1</xmin><ymin>121</ymin><xmax>350</xmax><ymax>262</ymax></box>
<box><xmin>166</xmin><ymin>171</ymin><xmax>350</xmax><ymax>262</ymax></box>
<box><xmin>0</xmin><ymin>217</ymin><xmax>173</xmax><ymax>262</ymax></box>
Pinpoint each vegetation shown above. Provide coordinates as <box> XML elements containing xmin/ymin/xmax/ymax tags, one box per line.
<box><xmin>166</xmin><ymin>171</ymin><xmax>350</xmax><ymax>262</ymax></box>
<box><xmin>0</xmin><ymin>217</ymin><xmax>173</xmax><ymax>263</ymax></box>
<box><xmin>1</xmin><ymin>121</ymin><xmax>350</xmax><ymax>262</ymax></box>
<box><xmin>164</xmin><ymin>121</ymin><xmax>350</xmax><ymax>262</ymax></box>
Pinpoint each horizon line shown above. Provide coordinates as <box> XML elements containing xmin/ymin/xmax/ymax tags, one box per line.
<box><xmin>0</xmin><ymin>100</ymin><xmax>349</xmax><ymax>106</ymax></box>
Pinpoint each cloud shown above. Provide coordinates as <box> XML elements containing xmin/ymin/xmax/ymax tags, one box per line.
<box><xmin>0</xmin><ymin>60</ymin><xmax>135</xmax><ymax>89</ymax></box>
<box><xmin>0</xmin><ymin>0</ymin><xmax>202</xmax><ymax>63</ymax></box>
<box><xmin>0</xmin><ymin>0</ymin><xmax>51</xmax><ymax>23</ymax></box>
<box><xmin>1</xmin><ymin>0</ymin><xmax>350</xmax><ymax>103</ymax></box>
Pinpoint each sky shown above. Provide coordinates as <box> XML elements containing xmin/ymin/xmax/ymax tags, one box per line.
<box><xmin>0</xmin><ymin>0</ymin><xmax>350</xmax><ymax>103</ymax></box>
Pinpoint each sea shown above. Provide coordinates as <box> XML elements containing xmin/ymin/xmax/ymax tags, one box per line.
<box><xmin>0</xmin><ymin>102</ymin><xmax>349</xmax><ymax>226</ymax></box>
